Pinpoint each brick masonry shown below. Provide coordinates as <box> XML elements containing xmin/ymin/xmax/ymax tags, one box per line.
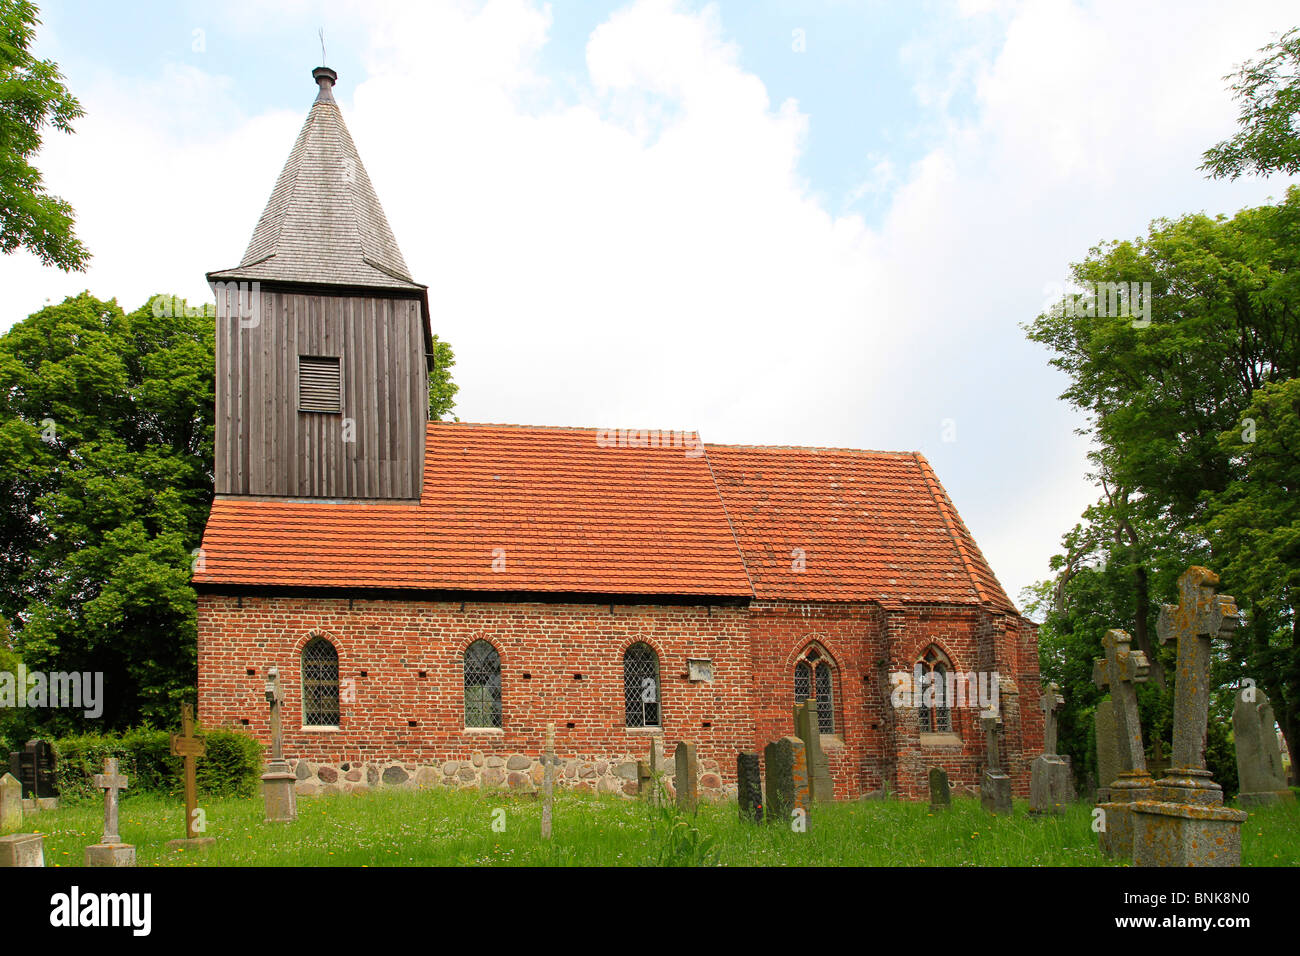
<box><xmin>197</xmin><ymin>593</ymin><xmax>1040</xmax><ymax>800</ymax></box>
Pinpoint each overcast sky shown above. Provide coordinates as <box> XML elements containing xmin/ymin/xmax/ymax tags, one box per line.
<box><xmin>3</xmin><ymin>0</ymin><xmax>1297</xmax><ymax>610</ymax></box>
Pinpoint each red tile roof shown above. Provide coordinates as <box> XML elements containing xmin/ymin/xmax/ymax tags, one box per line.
<box><xmin>194</xmin><ymin>422</ymin><xmax>1015</xmax><ymax>611</ymax></box>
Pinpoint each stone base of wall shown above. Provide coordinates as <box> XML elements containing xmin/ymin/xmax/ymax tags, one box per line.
<box><xmin>285</xmin><ymin>751</ymin><xmax>732</xmax><ymax>801</ymax></box>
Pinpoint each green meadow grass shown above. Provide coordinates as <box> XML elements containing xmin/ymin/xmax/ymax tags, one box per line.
<box><xmin>21</xmin><ymin>787</ymin><xmax>1300</xmax><ymax>867</ymax></box>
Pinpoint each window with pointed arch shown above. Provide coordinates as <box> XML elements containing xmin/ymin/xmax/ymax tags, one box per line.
<box><xmin>917</xmin><ymin>646</ymin><xmax>953</xmax><ymax>734</ymax></box>
<box><xmin>623</xmin><ymin>642</ymin><xmax>661</xmax><ymax>728</ymax></box>
<box><xmin>793</xmin><ymin>644</ymin><xmax>836</xmax><ymax>735</ymax></box>
<box><xmin>463</xmin><ymin>640</ymin><xmax>502</xmax><ymax>729</ymax></box>
<box><xmin>301</xmin><ymin>635</ymin><xmax>340</xmax><ymax>727</ymax></box>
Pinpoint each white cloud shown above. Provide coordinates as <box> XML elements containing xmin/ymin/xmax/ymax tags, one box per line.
<box><xmin>2</xmin><ymin>0</ymin><xmax>1296</xmax><ymax>608</ymax></box>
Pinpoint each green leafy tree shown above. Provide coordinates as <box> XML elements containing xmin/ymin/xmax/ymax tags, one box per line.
<box><xmin>0</xmin><ymin>292</ymin><xmax>213</xmax><ymax>729</ymax></box>
<box><xmin>1202</xmin><ymin>26</ymin><xmax>1300</xmax><ymax>180</ymax></box>
<box><xmin>0</xmin><ymin>0</ymin><xmax>89</xmax><ymax>270</ymax></box>
<box><xmin>428</xmin><ymin>333</ymin><xmax>459</xmax><ymax>420</ymax></box>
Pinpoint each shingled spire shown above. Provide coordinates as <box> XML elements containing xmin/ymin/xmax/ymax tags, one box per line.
<box><xmin>209</xmin><ymin>66</ymin><xmax>420</xmax><ymax>290</ymax></box>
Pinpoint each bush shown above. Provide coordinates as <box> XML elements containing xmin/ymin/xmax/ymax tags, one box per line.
<box><xmin>53</xmin><ymin>725</ymin><xmax>262</xmax><ymax>803</ymax></box>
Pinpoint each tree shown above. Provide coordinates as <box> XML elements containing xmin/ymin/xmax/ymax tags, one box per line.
<box><xmin>428</xmin><ymin>333</ymin><xmax>459</xmax><ymax>420</ymax></box>
<box><xmin>0</xmin><ymin>292</ymin><xmax>213</xmax><ymax>729</ymax></box>
<box><xmin>1202</xmin><ymin>26</ymin><xmax>1300</xmax><ymax>180</ymax></box>
<box><xmin>0</xmin><ymin>0</ymin><xmax>89</xmax><ymax>271</ymax></box>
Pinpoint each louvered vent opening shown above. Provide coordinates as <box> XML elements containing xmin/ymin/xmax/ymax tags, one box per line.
<box><xmin>299</xmin><ymin>355</ymin><xmax>341</xmax><ymax>413</ymax></box>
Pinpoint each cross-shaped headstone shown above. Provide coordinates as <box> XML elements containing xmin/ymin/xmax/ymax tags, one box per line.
<box><xmin>1041</xmin><ymin>682</ymin><xmax>1064</xmax><ymax>756</ymax></box>
<box><xmin>1092</xmin><ymin>629</ymin><xmax>1149</xmax><ymax>776</ymax></box>
<box><xmin>265</xmin><ymin>666</ymin><xmax>288</xmax><ymax>774</ymax></box>
<box><xmin>1156</xmin><ymin>566</ymin><xmax>1238</xmax><ymax>774</ymax></box>
<box><xmin>980</xmin><ymin>713</ymin><xmax>1001</xmax><ymax>773</ymax></box>
<box><xmin>93</xmin><ymin>757</ymin><xmax>129</xmax><ymax>845</ymax></box>
<box><xmin>170</xmin><ymin>702</ymin><xmax>206</xmax><ymax>840</ymax></box>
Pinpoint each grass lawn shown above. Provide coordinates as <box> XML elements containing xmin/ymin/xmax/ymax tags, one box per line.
<box><xmin>21</xmin><ymin>788</ymin><xmax>1300</xmax><ymax>867</ymax></box>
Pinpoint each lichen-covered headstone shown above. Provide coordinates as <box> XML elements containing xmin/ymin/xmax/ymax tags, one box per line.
<box><xmin>979</xmin><ymin>714</ymin><xmax>1012</xmax><ymax>815</ymax></box>
<box><xmin>737</xmin><ymin>751</ymin><xmax>763</xmax><ymax>823</ymax></box>
<box><xmin>1030</xmin><ymin>682</ymin><xmax>1070</xmax><ymax>815</ymax></box>
<box><xmin>674</xmin><ymin>741</ymin><xmax>698</xmax><ymax>813</ymax></box>
<box><xmin>764</xmin><ymin>736</ymin><xmax>808</xmax><ymax>826</ymax></box>
<box><xmin>1094</xmin><ymin>699</ymin><xmax>1119</xmax><ymax>803</ymax></box>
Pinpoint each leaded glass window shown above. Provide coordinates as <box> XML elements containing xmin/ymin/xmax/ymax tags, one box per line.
<box><xmin>624</xmin><ymin>643</ymin><xmax>660</xmax><ymax>728</ymax></box>
<box><xmin>463</xmin><ymin>640</ymin><xmax>502</xmax><ymax>729</ymax></box>
<box><xmin>918</xmin><ymin>646</ymin><xmax>952</xmax><ymax>733</ymax></box>
<box><xmin>302</xmin><ymin>636</ymin><xmax>339</xmax><ymax>726</ymax></box>
<box><xmin>793</xmin><ymin>645</ymin><xmax>835</xmax><ymax>734</ymax></box>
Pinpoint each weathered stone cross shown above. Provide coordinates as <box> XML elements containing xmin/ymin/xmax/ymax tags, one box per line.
<box><xmin>170</xmin><ymin>702</ymin><xmax>206</xmax><ymax>840</ymax></box>
<box><xmin>980</xmin><ymin>713</ymin><xmax>1001</xmax><ymax>773</ymax></box>
<box><xmin>1092</xmin><ymin>629</ymin><xmax>1150</xmax><ymax>776</ymax></box>
<box><xmin>94</xmin><ymin>757</ymin><xmax>129</xmax><ymax>845</ymax></box>
<box><xmin>1040</xmin><ymin>682</ymin><xmax>1064</xmax><ymax>756</ymax></box>
<box><xmin>265</xmin><ymin>666</ymin><xmax>288</xmax><ymax>774</ymax></box>
<box><xmin>1156</xmin><ymin>567</ymin><xmax>1238</xmax><ymax>776</ymax></box>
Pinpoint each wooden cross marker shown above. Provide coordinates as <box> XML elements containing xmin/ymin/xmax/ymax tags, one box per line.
<box><xmin>93</xmin><ymin>757</ymin><xmax>129</xmax><ymax>844</ymax></box>
<box><xmin>1156</xmin><ymin>566</ymin><xmax>1238</xmax><ymax>775</ymax></box>
<box><xmin>1040</xmin><ymin>682</ymin><xmax>1064</xmax><ymax>756</ymax></box>
<box><xmin>1092</xmin><ymin>629</ymin><xmax>1149</xmax><ymax>776</ymax></box>
<box><xmin>170</xmin><ymin>702</ymin><xmax>206</xmax><ymax>840</ymax></box>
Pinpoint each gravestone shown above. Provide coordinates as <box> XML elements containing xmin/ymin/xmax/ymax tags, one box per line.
<box><xmin>1233</xmin><ymin>686</ymin><xmax>1294</xmax><ymax>808</ymax></box>
<box><xmin>764</xmin><ymin>736</ymin><xmax>809</xmax><ymax>826</ymax></box>
<box><xmin>1131</xmin><ymin>567</ymin><xmax>1246</xmax><ymax>867</ymax></box>
<box><xmin>166</xmin><ymin>703</ymin><xmax>216</xmax><ymax>852</ymax></box>
<box><xmin>928</xmin><ymin>767</ymin><xmax>951</xmax><ymax>810</ymax></box>
<box><xmin>84</xmin><ymin>757</ymin><xmax>135</xmax><ymax>867</ymax></box>
<box><xmin>1091</xmin><ymin>629</ymin><xmax>1154</xmax><ymax>859</ymax></box>
<box><xmin>0</xmin><ymin>833</ymin><xmax>44</xmax><ymax>867</ymax></box>
<box><xmin>0</xmin><ymin>772</ymin><xmax>21</xmax><ymax>833</ymax></box>
<box><xmin>10</xmin><ymin>739</ymin><xmax>58</xmax><ymax>809</ymax></box>
<box><xmin>794</xmin><ymin>699</ymin><xmax>834</xmax><ymax>802</ymax></box>
<box><xmin>737</xmin><ymin>751</ymin><xmax>763</xmax><ymax>823</ymax></box>
<box><xmin>636</xmin><ymin>760</ymin><xmax>652</xmax><ymax>799</ymax></box>
<box><xmin>979</xmin><ymin>714</ymin><xmax>1012</xmax><ymax>815</ymax></box>
<box><xmin>1094</xmin><ymin>699</ymin><xmax>1119</xmax><ymax>803</ymax></box>
<box><xmin>262</xmin><ymin>666</ymin><xmax>297</xmax><ymax>822</ymax></box>
<box><xmin>540</xmin><ymin>722</ymin><xmax>557</xmax><ymax>839</ymax></box>
<box><xmin>1030</xmin><ymin>682</ymin><xmax>1070</xmax><ymax>814</ymax></box>
<box><xmin>645</xmin><ymin>734</ymin><xmax>666</xmax><ymax>807</ymax></box>
<box><xmin>674</xmin><ymin>741</ymin><xmax>698</xmax><ymax>813</ymax></box>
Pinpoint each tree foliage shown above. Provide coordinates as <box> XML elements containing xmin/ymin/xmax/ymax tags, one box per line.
<box><xmin>1202</xmin><ymin>26</ymin><xmax>1300</xmax><ymax>180</ymax></box>
<box><xmin>0</xmin><ymin>0</ymin><xmax>89</xmax><ymax>271</ymax></box>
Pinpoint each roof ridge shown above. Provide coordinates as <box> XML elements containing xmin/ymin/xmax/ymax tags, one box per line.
<box><xmin>706</xmin><ymin>440</ymin><xmax>916</xmax><ymax>456</ymax></box>
<box><xmin>912</xmin><ymin>451</ymin><xmax>1012</xmax><ymax>611</ymax></box>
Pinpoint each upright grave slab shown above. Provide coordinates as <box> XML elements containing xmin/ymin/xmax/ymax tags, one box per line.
<box><xmin>928</xmin><ymin>767</ymin><xmax>951</xmax><ymax>810</ymax></box>
<box><xmin>1131</xmin><ymin>567</ymin><xmax>1246</xmax><ymax>867</ymax></box>
<box><xmin>541</xmin><ymin>722</ymin><xmax>557</xmax><ymax>839</ymax></box>
<box><xmin>1094</xmin><ymin>699</ymin><xmax>1119</xmax><ymax>803</ymax></box>
<box><xmin>84</xmin><ymin>758</ymin><xmax>135</xmax><ymax>867</ymax></box>
<box><xmin>1092</xmin><ymin>629</ymin><xmax>1154</xmax><ymax>859</ymax></box>
<box><xmin>794</xmin><ymin>699</ymin><xmax>833</xmax><ymax>802</ymax></box>
<box><xmin>764</xmin><ymin>736</ymin><xmax>810</xmax><ymax>827</ymax></box>
<box><xmin>0</xmin><ymin>772</ymin><xmax>21</xmax><ymax>833</ymax></box>
<box><xmin>979</xmin><ymin>714</ymin><xmax>1012</xmax><ymax>815</ymax></box>
<box><xmin>737</xmin><ymin>751</ymin><xmax>763</xmax><ymax>823</ymax></box>
<box><xmin>674</xmin><ymin>741</ymin><xmax>698</xmax><ymax>813</ymax></box>
<box><xmin>1233</xmin><ymin>686</ymin><xmax>1294</xmax><ymax>808</ymax></box>
<box><xmin>1030</xmin><ymin>682</ymin><xmax>1071</xmax><ymax>814</ymax></box>
<box><xmin>10</xmin><ymin>739</ymin><xmax>58</xmax><ymax>810</ymax></box>
<box><xmin>0</xmin><ymin>833</ymin><xmax>44</xmax><ymax>867</ymax></box>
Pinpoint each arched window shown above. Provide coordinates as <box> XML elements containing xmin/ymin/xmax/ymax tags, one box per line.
<box><xmin>793</xmin><ymin>644</ymin><xmax>835</xmax><ymax>734</ymax></box>
<box><xmin>918</xmin><ymin>646</ymin><xmax>952</xmax><ymax>733</ymax></box>
<box><xmin>302</xmin><ymin>636</ymin><xmax>339</xmax><ymax>727</ymax></box>
<box><xmin>623</xmin><ymin>643</ymin><xmax>661</xmax><ymax>728</ymax></box>
<box><xmin>463</xmin><ymin>640</ymin><xmax>502</xmax><ymax>729</ymax></box>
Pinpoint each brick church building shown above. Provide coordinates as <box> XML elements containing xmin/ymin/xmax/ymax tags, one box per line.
<box><xmin>194</xmin><ymin>67</ymin><xmax>1042</xmax><ymax>801</ymax></box>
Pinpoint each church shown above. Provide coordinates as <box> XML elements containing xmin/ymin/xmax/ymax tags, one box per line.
<box><xmin>194</xmin><ymin>66</ymin><xmax>1043</xmax><ymax>802</ymax></box>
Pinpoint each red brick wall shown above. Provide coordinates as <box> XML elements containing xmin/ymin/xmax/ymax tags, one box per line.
<box><xmin>197</xmin><ymin>594</ymin><xmax>754</xmax><ymax>788</ymax></box>
<box><xmin>197</xmin><ymin>593</ymin><xmax>1039</xmax><ymax>800</ymax></box>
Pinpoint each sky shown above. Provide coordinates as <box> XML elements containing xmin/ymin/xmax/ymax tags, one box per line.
<box><xmin>3</xmin><ymin>0</ymin><xmax>1297</xmax><ymax>611</ymax></box>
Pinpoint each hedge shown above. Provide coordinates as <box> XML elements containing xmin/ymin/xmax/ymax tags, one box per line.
<box><xmin>53</xmin><ymin>726</ymin><xmax>263</xmax><ymax>803</ymax></box>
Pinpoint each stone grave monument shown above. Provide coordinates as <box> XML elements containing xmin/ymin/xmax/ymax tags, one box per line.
<box><xmin>84</xmin><ymin>757</ymin><xmax>135</xmax><ymax>867</ymax></box>
<box><xmin>1233</xmin><ymin>685</ymin><xmax>1294</xmax><ymax>808</ymax></box>
<box><xmin>794</xmin><ymin>698</ymin><xmax>834</xmax><ymax>802</ymax></box>
<box><xmin>737</xmin><ymin>751</ymin><xmax>763</xmax><ymax>822</ymax></box>
<box><xmin>261</xmin><ymin>666</ymin><xmax>298</xmax><ymax>822</ymax></box>
<box><xmin>928</xmin><ymin>767</ymin><xmax>951</xmax><ymax>810</ymax></box>
<box><xmin>674</xmin><ymin>740</ymin><xmax>698</xmax><ymax>813</ymax></box>
<box><xmin>1092</xmin><ymin>629</ymin><xmax>1154</xmax><ymax>859</ymax></box>
<box><xmin>1030</xmin><ymin>681</ymin><xmax>1071</xmax><ymax>814</ymax></box>
<box><xmin>979</xmin><ymin>713</ymin><xmax>1012</xmax><ymax>815</ymax></box>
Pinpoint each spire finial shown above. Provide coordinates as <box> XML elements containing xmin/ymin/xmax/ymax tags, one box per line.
<box><xmin>312</xmin><ymin>64</ymin><xmax>337</xmax><ymax>103</ymax></box>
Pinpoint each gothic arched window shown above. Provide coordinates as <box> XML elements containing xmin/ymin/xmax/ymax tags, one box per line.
<box><xmin>623</xmin><ymin>643</ymin><xmax>661</xmax><ymax>728</ymax></box>
<box><xmin>918</xmin><ymin>646</ymin><xmax>953</xmax><ymax>734</ymax></box>
<box><xmin>302</xmin><ymin>636</ymin><xmax>340</xmax><ymax>727</ymax></box>
<box><xmin>463</xmin><ymin>640</ymin><xmax>502</xmax><ymax>729</ymax></box>
<box><xmin>793</xmin><ymin>644</ymin><xmax>836</xmax><ymax>734</ymax></box>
